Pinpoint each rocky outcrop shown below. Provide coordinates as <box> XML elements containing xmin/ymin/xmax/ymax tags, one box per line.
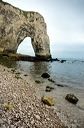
<box><xmin>0</xmin><ymin>0</ymin><xmax>51</xmax><ymax>59</ymax></box>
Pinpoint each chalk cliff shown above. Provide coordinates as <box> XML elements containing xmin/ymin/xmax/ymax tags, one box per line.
<box><xmin>0</xmin><ymin>0</ymin><xmax>51</xmax><ymax>59</ymax></box>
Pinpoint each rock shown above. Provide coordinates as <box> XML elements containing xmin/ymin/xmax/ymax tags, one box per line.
<box><xmin>15</xmin><ymin>74</ymin><xmax>22</xmax><ymax>79</ymax></box>
<box><xmin>31</xmin><ymin>119</ymin><xmax>35</xmax><ymax>125</ymax></box>
<box><xmin>41</xmin><ymin>73</ymin><xmax>50</xmax><ymax>79</ymax></box>
<box><xmin>11</xmin><ymin>115</ymin><xmax>21</xmax><ymax>123</ymax></box>
<box><xmin>41</xmin><ymin>96</ymin><xmax>55</xmax><ymax>106</ymax></box>
<box><xmin>60</xmin><ymin>60</ymin><xmax>66</xmax><ymax>63</ymax></box>
<box><xmin>11</xmin><ymin>68</ymin><xmax>16</xmax><ymax>73</ymax></box>
<box><xmin>0</xmin><ymin>48</ymin><xmax>4</xmax><ymax>53</ymax></box>
<box><xmin>45</xmin><ymin>86</ymin><xmax>54</xmax><ymax>92</ymax></box>
<box><xmin>65</xmin><ymin>94</ymin><xmax>79</xmax><ymax>104</ymax></box>
<box><xmin>55</xmin><ymin>58</ymin><xmax>60</xmax><ymax>61</ymax></box>
<box><xmin>34</xmin><ymin>114</ymin><xmax>40</xmax><ymax>120</ymax></box>
<box><xmin>24</xmin><ymin>74</ymin><xmax>28</xmax><ymax>76</ymax></box>
<box><xmin>3</xmin><ymin>102</ymin><xmax>14</xmax><ymax>111</ymax></box>
<box><xmin>0</xmin><ymin>1</ymin><xmax>51</xmax><ymax>60</ymax></box>
<box><xmin>48</xmin><ymin>78</ymin><xmax>55</xmax><ymax>83</ymax></box>
<box><xmin>56</xmin><ymin>84</ymin><xmax>64</xmax><ymax>87</ymax></box>
<box><xmin>35</xmin><ymin>80</ymin><xmax>41</xmax><ymax>84</ymax></box>
<box><xmin>50</xmin><ymin>58</ymin><xmax>60</xmax><ymax>62</ymax></box>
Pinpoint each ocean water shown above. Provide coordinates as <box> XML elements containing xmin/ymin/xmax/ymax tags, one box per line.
<box><xmin>0</xmin><ymin>41</ymin><xmax>84</xmax><ymax>89</ymax></box>
<box><xmin>0</xmin><ymin>56</ymin><xmax>84</xmax><ymax>90</ymax></box>
<box><xmin>15</xmin><ymin>60</ymin><xmax>84</xmax><ymax>89</ymax></box>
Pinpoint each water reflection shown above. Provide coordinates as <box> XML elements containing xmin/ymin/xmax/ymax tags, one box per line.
<box><xmin>0</xmin><ymin>56</ymin><xmax>84</xmax><ymax>89</ymax></box>
<box><xmin>0</xmin><ymin>56</ymin><xmax>17</xmax><ymax>68</ymax></box>
<box><xmin>31</xmin><ymin>62</ymin><xmax>51</xmax><ymax>75</ymax></box>
<box><xmin>17</xmin><ymin>61</ymin><xmax>51</xmax><ymax>77</ymax></box>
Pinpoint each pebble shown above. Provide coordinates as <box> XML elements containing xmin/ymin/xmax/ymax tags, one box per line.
<box><xmin>34</xmin><ymin>114</ymin><xmax>40</xmax><ymax>120</ymax></box>
<box><xmin>31</xmin><ymin>119</ymin><xmax>35</xmax><ymax>125</ymax></box>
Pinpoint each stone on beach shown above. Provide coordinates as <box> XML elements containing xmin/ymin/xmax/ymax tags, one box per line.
<box><xmin>48</xmin><ymin>78</ymin><xmax>55</xmax><ymax>83</ymax></box>
<box><xmin>65</xmin><ymin>94</ymin><xmax>79</xmax><ymax>104</ymax></box>
<box><xmin>41</xmin><ymin>73</ymin><xmax>50</xmax><ymax>78</ymax></box>
<box><xmin>35</xmin><ymin>80</ymin><xmax>41</xmax><ymax>84</ymax></box>
<box><xmin>3</xmin><ymin>102</ymin><xmax>14</xmax><ymax>111</ymax></box>
<box><xmin>45</xmin><ymin>86</ymin><xmax>54</xmax><ymax>92</ymax></box>
<box><xmin>41</xmin><ymin>96</ymin><xmax>55</xmax><ymax>106</ymax></box>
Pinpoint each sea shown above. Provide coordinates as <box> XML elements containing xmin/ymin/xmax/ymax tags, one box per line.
<box><xmin>0</xmin><ymin>41</ymin><xmax>84</xmax><ymax>90</ymax></box>
<box><xmin>0</xmin><ymin>42</ymin><xmax>84</xmax><ymax>127</ymax></box>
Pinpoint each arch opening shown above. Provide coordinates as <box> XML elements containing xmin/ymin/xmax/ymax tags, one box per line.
<box><xmin>17</xmin><ymin>37</ymin><xmax>35</xmax><ymax>56</ymax></box>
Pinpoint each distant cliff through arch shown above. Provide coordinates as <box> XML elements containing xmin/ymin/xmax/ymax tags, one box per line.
<box><xmin>0</xmin><ymin>0</ymin><xmax>51</xmax><ymax>59</ymax></box>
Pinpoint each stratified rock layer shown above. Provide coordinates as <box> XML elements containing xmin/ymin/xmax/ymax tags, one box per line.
<box><xmin>0</xmin><ymin>1</ymin><xmax>51</xmax><ymax>59</ymax></box>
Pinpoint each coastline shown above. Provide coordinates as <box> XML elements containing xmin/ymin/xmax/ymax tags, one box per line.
<box><xmin>0</xmin><ymin>64</ymin><xmax>66</xmax><ymax>128</ymax></box>
<box><xmin>36</xmin><ymin>81</ymin><xmax>84</xmax><ymax>128</ymax></box>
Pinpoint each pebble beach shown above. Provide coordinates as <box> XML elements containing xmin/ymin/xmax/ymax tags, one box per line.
<box><xmin>0</xmin><ymin>64</ymin><xmax>67</xmax><ymax>128</ymax></box>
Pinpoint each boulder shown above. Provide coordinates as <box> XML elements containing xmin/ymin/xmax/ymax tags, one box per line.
<box><xmin>41</xmin><ymin>73</ymin><xmax>50</xmax><ymax>79</ymax></box>
<box><xmin>65</xmin><ymin>94</ymin><xmax>79</xmax><ymax>104</ymax></box>
<box><xmin>41</xmin><ymin>96</ymin><xmax>55</xmax><ymax>106</ymax></box>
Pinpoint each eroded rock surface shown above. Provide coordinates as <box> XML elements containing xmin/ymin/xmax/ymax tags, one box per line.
<box><xmin>0</xmin><ymin>0</ymin><xmax>51</xmax><ymax>59</ymax></box>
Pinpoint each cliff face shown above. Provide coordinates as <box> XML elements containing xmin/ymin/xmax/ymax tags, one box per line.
<box><xmin>0</xmin><ymin>1</ymin><xmax>51</xmax><ymax>59</ymax></box>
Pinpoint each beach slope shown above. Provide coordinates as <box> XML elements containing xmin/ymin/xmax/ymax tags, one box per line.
<box><xmin>0</xmin><ymin>64</ymin><xmax>66</xmax><ymax>128</ymax></box>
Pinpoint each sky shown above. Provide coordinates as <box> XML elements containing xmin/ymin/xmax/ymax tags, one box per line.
<box><xmin>3</xmin><ymin>0</ymin><xmax>84</xmax><ymax>58</ymax></box>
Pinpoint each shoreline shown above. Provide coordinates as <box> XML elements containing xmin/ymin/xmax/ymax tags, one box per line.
<box><xmin>36</xmin><ymin>82</ymin><xmax>84</xmax><ymax>128</ymax></box>
<box><xmin>0</xmin><ymin>64</ymin><xmax>67</xmax><ymax>128</ymax></box>
<box><xmin>0</xmin><ymin>63</ymin><xmax>84</xmax><ymax>128</ymax></box>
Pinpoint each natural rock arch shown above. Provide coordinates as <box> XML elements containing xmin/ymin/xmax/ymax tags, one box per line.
<box><xmin>0</xmin><ymin>0</ymin><xmax>51</xmax><ymax>59</ymax></box>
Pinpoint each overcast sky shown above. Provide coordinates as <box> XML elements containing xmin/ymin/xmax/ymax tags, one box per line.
<box><xmin>3</xmin><ymin>0</ymin><xmax>84</xmax><ymax>58</ymax></box>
